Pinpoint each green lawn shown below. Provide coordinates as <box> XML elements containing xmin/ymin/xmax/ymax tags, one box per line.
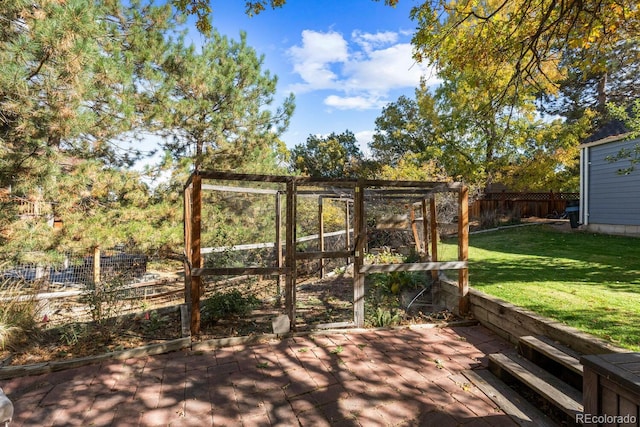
<box><xmin>440</xmin><ymin>224</ymin><xmax>640</xmax><ymax>351</ymax></box>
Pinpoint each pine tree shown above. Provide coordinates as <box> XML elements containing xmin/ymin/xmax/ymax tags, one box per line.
<box><xmin>157</xmin><ymin>31</ymin><xmax>294</xmax><ymax>172</ymax></box>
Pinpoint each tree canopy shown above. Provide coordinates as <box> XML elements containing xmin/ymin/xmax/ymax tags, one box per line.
<box><xmin>370</xmin><ymin>73</ymin><xmax>591</xmax><ymax>190</ymax></box>
<box><xmin>0</xmin><ymin>0</ymin><xmax>175</xmax><ymax>188</ymax></box>
<box><xmin>157</xmin><ymin>31</ymin><xmax>294</xmax><ymax>171</ymax></box>
<box><xmin>290</xmin><ymin>131</ymin><xmax>363</xmax><ymax>179</ymax></box>
<box><xmin>0</xmin><ymin>0</ymin><xmax>294</xmax><ymax>256</ymax></box>
<box><xmin>411</xmin><ymin>0</ymin><xmax>640</xmax><ymax>108</ymax></box>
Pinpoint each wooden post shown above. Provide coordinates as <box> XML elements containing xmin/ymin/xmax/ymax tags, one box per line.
<box><xmin>345</xmin><ymin>200</ymin><xmax>351</xmax><ymax>265</ymax></box>
<box><xmin>319</xmin><ymin>197</ymin><xmax>325</xmax><ymax>279</ymax></box>
<box><xmin>93</xmin><ymin>246</ymin><xmax>101</xmax><ymax>285</ymax></box>
<box><xmin>458</xmin><ymin>186</ymin><xmax>469</xmax><ymax>315</ymax></box>
<box><xmin>429</xmin><ymin>197</ymin><xmax>438</xmax><ymax>280</ymax></box>
<box><xmin>285</xmin><ymin>178</ymin><xmax>297</xmax><ymax>326</ymax></box>
<box><xmin>409</xmin><ymin>205</ymin><xmax>422</xmax><ymax>255</ymax></box>
<box><xmin>275</xmin><ymin>192</ymin><xmax>283</xmax><ymax>298</ymax></box>
<box><xmin>422</xmin><ymin>199</ymin><xmax>429</xmax><ymax>259</ymax></box>
<box><xmin>190</xmin><ymin>173</ymin><xmax>202</xmax><ymax>336</ymax></box>
<box><xmin>353</xmin><ymin>181</ymin><xmax>365</xmax><ymax>327</ymax></box>
<box><xmin>184</xmin><ymin>184</ymin><xmax>192</xmax><ymax>304</ymax></box>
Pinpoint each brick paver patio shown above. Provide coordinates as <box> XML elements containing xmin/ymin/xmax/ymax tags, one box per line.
<box><xmin>1</xmin><ymin>324</ymin><xmax>520</xmax><ymax>426</ymax></box>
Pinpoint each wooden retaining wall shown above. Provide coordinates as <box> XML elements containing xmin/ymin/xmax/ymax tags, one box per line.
<box><xmin>435</xmin><ymin>279</ymin><xmax>627</xmax><ymax>355</ymax></box>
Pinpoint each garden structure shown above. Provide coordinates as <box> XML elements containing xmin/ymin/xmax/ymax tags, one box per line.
<box><xmin>183</xmin><ymin>171</ymin><xmax>469</xmax><ymax>336</ymax></box>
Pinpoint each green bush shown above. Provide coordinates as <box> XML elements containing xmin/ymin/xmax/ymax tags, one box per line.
<box><xmin>201</xmin><ymin>289</ymin><xmax>260</xmax><ymax>325</ymax></box>
<box><xmin>80</xmin><ymin>275</ymin><xmax>129</xmax><ymax>326</ymax></box>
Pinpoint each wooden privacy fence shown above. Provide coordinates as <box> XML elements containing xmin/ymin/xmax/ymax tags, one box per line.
<box><xmin>183</xmin><ymin>171</ymin><xmax>470</xmax><ymax>336</ymax></box>
<box><xmin>470</xmin><ymin>192</ymin><xmax>579</xmax><ymax>219</ymax></box>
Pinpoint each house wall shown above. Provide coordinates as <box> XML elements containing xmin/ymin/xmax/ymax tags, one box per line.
<box><xmin>585</xmin><ymin>137</ymin><xmax>640</xmax><ymax>228</ymax></box>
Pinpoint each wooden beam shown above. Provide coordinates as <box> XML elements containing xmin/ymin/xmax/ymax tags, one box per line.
<box><xmin>409</xmin><ymin>206</ymin><xmax>422</xmax><ymax>255</ymax></box>
<box><xmin>192</xmin><ymin>170</ymin><xmax>463</xmax><ymax>193</ymax></box>
<box><xmin>362</xmin><ymin>179</ymin><xmax>463</xmax><ymax>189</ymax></box>
<box><xmin>422</xmin><ymin>199</ymin><xmax>429</xmax><ymax>258</ymax></box>
<box><xmin>196</xmin><ymin>170</ymin><xmax>289</xmax><ymax>183</ymax></box>
<box><xmin>319</xmin><ymin>197</ymin><xmax>325</xmax><ymax>279</ymax></box>
<box><xmin>201</xmin><ymin>184</ymin><xmax>279</xmax><ymax>195</ymax></box>
<box><xmin>296</xmin><ymin>250</ymin><xmax>353</xmax><ymax>260</ymax></box>
<box><xmin>295</xmin><ymin>229</ymin><xmax>350</xmax><ymax>243</ymax></box>
<box><xmin>192</xmin><ymin>267</ymin><xmax>288</xmax><ymax>276</ymax></box>
<box><xmin>190</xmin><ymin>174</ymin><xmax>202</xmax><ymax>336</ymax></box>
<box><xmin>430</xmin><ymin>197</ymin><xmax>438</xmax><ymax>280</ymax></box>
<box><xmin>292</xmin><ymin>177</ymin><xmax>358</xmax><ymax>186</ymax></box>
<box><xmin>275</xmin><ymin>192</ymin><xmax>283</xmax><ymax>298</ymax></box>
<box><xmin>345</xmin><ymin>200</ymin><xmax>351</xmax><ymax>265</ymax></box>
<box><xmin>285</xmin><ymin>178</ymin><xmax>297</xmax><ymax>326</ymax></box>
<box><xmin>458</xmin><ymin>186</ymin><xmax>469</xmax><ymax>315</ymax></box>
<box><xmin>360</xmin><ymin>261</ymin><xmax>468</xmax><ymax>274</ymax></box>
<box><xmin>366</xmin><ymin>189</ymin><xmax>441</xmax><ymax>196</ymax></box>
<box><xmin>353</xmin><ymin>181</ymin><xmax>365</xmax><ymax>327</ymax></box>
<box><xmin>183</xmin><ymin>184</ymin><xmax>193</xmax><ymax>304</ymax></box>
<box><xmin>201</xmin><ymin>242</ymin><xmax>275</xmax><ymax>253</ymax></box>
<box><xmin>296</xmin><ymin>190</ymin><xmax>354</xmax><ymax>198</ymax></box>
<box><xmin>183</xmin><ymin>172</ymin><xmax>195</xmax><ymax>191</ymax></box>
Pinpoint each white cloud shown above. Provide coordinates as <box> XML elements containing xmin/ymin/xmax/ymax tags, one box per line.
<box><xmin>324</xmin><ymin>94</ymin><xmax>387</xmax><ymax>110</ymax></box>
<box><xmin>286</xmin><ymin>29</ymin><xmax>439</xmax><ymax>110</ymax></box>
<box><xmin>352</xmin><ymin>30</ymin><xmax>398</xmax><ymax>54</ymax></box>
<box><xmin>286</xmin><ymin>30</ymin><xmax>348</xmax><ymax>91</ymax></box>
<box><xmin>343</xmin><ymin>43</ymin><xmax>430</xmax><ymax>91</ymax></box>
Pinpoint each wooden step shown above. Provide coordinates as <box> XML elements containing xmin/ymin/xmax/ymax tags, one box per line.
<box><xmin>489</xmin><ymin>352</ymin><xmax>583</xmax><ymax>421</ymax></box>
<box><xmin>518</xmin><ymin>335</ymin><xmax>583</xmax><ymax>391</ymax></box>
<box><xmin>463</xmin><ymin>369</ymin><xmax>558</xmax><ymax>427</ymax></box>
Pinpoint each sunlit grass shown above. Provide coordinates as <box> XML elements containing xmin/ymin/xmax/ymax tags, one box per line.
<box><xmin>0</xmin><ymin>278</ymin><xmax>40</xmax><ymax>350</ymax></box>
<box><xmin>440</xmin><ymin>224</ymin><xmax>640</xmax><ymax>351</ymax></box>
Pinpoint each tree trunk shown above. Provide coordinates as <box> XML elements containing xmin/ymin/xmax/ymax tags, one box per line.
<box><xmin>597</xmin><ymin>71</ymin><xmax>608</xmax><ymax>112</ymax></box>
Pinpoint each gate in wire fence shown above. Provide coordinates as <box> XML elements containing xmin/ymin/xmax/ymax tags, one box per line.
<box><xmin>0</xmin><ymin>247</ymin><xmax>148</xmax><ymax>290</ymax></box>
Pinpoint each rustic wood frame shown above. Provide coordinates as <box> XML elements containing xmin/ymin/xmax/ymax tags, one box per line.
<box><xmin>184</xmin><ymin>171</ymin><xmax>469</xmax><ymax>336</ymax></box>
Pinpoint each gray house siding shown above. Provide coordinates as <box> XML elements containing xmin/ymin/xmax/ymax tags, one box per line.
<box><xmin>586</xmin><ymin>137</ymin><xmax>640</xmax><ymax>226</ymax></box>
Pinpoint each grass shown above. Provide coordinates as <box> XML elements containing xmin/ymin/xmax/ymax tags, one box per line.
<box><xmin>0</xmin><ymin>279</ymin><xmax>40</xmax><ymax>350</ymax></box>
<box><xmin>440</xmin><ymin>224</ymin><xmax>640</xmax><ymax>351</ymax></box>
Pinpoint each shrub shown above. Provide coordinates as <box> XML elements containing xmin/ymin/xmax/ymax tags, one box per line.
<box><xmin>80</xmin><ymin>274</ymin><xmax>129</xmax><ymax>326</ymax></box>
<box><xmin>368</xmin><ymin>307</ymin><xmax>402</xmax><ymax>328</ymax></box>
<box><xmin>201</xmin><ymin>289</ymin><xmax>260</xmax><ymax>325</ymax></box>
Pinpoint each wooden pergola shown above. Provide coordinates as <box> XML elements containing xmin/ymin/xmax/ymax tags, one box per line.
<box><xmin>184</xmin><ymin>171</ymin><xmax>469</xmax><ymax>336</ymax></box>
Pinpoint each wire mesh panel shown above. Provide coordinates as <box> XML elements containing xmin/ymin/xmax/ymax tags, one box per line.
<box><xmin>199</xmin><ymin>179</ymin><xmax>285</xmax><ymax>271</ymax></box>
<box><xmin>0</xmin><ymin>248</ymin><xmax>148</xmax><ymax>290</ymax></box>
<box><xmin>184</xmin><ymin>171</ymin><xmax>468</xmax><ymax>333</ymax></box>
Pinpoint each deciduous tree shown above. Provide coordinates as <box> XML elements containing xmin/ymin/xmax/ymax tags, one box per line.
<box><xmin>290</xmin><ymin>130</ymin><xmax>363</xmax><ymax>178</ymax></box>
<box><xmin>411</xmin><ymin>0</ymin><xmax>640</xmax><ymax>109</ymax></box>
<box><xmin>370</xmin><ymin>81</ymin><xmax>441</xmax><ymax>167</ymax></box>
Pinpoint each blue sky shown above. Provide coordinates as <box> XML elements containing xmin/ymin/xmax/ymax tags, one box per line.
<box><xmin>192</xmin><ymin>0</ymin><xmax>439</xmax><ymax>155</ymax></box>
